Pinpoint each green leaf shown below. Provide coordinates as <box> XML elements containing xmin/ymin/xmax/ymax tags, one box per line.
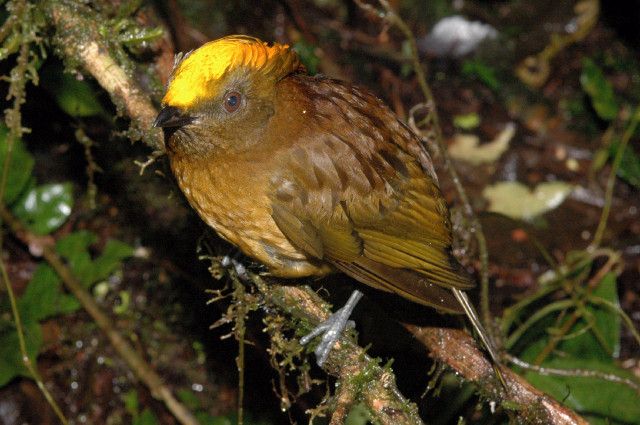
<box><xmin>0</xmin><ymin>125</ymin><xmax>35</xmax><ymax>204</ymax></box>
<box><xmin>293</xmin><ymin>40</ymin><xmax>320</xmax><ymax>75</ymax></box>
<box><xmin>56</xmin><ymin>230</ymin><xmax>97</xmax><ymax>286</ymax></box>
<box><xmin>559</xmin><ymin>272</ymin><xmax>620</xmax><ymax>360</ymax></box>
<box><xmin>135</xmin><ymin>409</ymin><xmax>159</xmax><ymax>425</ymax></box>
<box><xmin>56</xmin><ymin>230</ymin><xmax>97</xmax><ymax>256</ymax></box>
<box><xmin>92</xmin><ymin>239</ymin><xmax>134</xmax><ymax>283</ymax></box>
<box><xmin>13</xmin><ymin>183</ymin><xmax>74</xmax><ymax>235</ymax></box>
<box><xmin>462</xmin><ymin>60</ymin><xmax>500</xmax><ymax>90</ymax></box>
<box><xmin>56</xmin><ymin>231</ymin><xmax>133</xmax><ymax>288</ymax></box>
<box><xmin>124</xmin><ymin>390</ymin><xmax>140</xmax><ymax>416</ymax></box>
<box><xmin>580</xmin><ymin>58</ymin><xmax>619</xmax><ymax>121</ymax></box>
<box><xmin>610</xmin><ymin>141</ymin><xmax>640</xmax><ymax>189</ymax></box>
<box><xmin>41</xmin><ymin>68</ymin><xmax>106</xmax><ymax>118</ymax></box>
<box><xmin>18</xmin><ymin>264</ymin><xmax>80</xmax><ymax>323</ymax></box>
<box><xmin>525</xmin><ymin>358</ymin><xmax>640</xmax><ymax>424</ymax></box>
<box><xmin>0</xmin><ymin>321</ymin><xmax>43</xmax><ymax>387</ymax></box>
<box><xmin>453</xmin><ymin>113</ymin><xmax>481</xmax><ymax>130</ymax></box>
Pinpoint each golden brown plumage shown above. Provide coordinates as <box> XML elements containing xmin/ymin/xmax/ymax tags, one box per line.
<box><xmin>155</xmin><ymin>36</ymin><xmax>496</xmax><ymax>357</ymax></box>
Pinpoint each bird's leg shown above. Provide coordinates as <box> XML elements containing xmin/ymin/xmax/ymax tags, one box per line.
<box><xmin>300</xmin><ymin>289</ymin><xmax>364</xmax><ymax>367</ymax></box>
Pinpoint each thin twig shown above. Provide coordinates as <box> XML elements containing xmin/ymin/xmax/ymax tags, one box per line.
<box><xmin>75</xmin><ymin>128</ymin><xmax>102</xmax><ymax>209</ymax></box>
<box><xmin>134</xmin><ymin>149</ymin><xmax>165</xmax><ymax>175</ymax></box>
<box><xmin>0</xmin><ymin>258</ymin><xmax>69</xmax><ymax>424</ymax></box>
<box><xmin>229</xmin><ymin>273</ymin><xmax>246</xmax><ymax>425</ymax></box>
<box><xmin>507</xmin><ymin>354</ymin><xmax>640</xmax><ymax>394</ymax></box>
<box><xmin>0</xmin><ymin>207</ymin><xmax>200</xmax><ymax>425</ymax></box>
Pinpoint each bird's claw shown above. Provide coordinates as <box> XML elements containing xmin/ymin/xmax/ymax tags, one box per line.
<box><xmin>300</xmin><ymin>290</ymin><xmax>363</xmax><ymax>367</ymax></box>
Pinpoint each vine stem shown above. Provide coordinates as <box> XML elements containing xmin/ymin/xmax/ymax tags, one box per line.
<box><xmin>590</xmin><ymin>104</ymin><xmax>640</xmax><ymax>249</ymax></box>
<box><xmin>506</xmin><ymin>354</ymin><xmax>640</xmax><ymax>393</ymax></box>
<box><xmin>533</xmin><ymin>252</ymin><xmax>619</xmax><ymax>365</ymax></box>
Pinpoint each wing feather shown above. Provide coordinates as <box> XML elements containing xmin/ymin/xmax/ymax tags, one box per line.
<box><xmin>269</xmin><ymin>75</ymin><xmax>473</xmax><ymax>310</ymax></box>
<box><xmin>271</xmin><ymin>203</ymin><xmax>324</xmax><ymax>259</ymax></box>
<box><xmin>333</xmin><ymin>258</ymin><xmax>463</xmax><ymax>313</ymax></box>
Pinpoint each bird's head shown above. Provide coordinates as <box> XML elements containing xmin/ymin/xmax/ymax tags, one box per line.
<box><xmin>154</xmin><ymin>35</ymin><xmax>303</xmax><ymax>154</ymax></box>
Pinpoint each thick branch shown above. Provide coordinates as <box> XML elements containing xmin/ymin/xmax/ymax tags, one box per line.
<box><xmin>46</xmin><ymin>1</ymin><xmax>164</xmax><ymax>151</ymax></box>
<box><xmin>405</xmin><ymin>325</ymin><xmax>588</xmax><ymax>425</ymax></box>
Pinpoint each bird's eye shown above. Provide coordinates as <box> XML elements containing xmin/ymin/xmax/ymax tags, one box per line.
<box><xmin>223</xmin><ymin>91</ymin><xmax>242</xmax><ymax>113</ymax></box>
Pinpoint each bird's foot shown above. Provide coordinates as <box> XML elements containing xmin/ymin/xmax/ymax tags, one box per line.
<box><xmin>300</xmin><ymin>290</ymin><xmax>364</xmax><ymax>367</ymax></box>
<box><xmin>220</xmin><ymin>254</ymin><xmax>251</xmax><ymax>282</ymax></box>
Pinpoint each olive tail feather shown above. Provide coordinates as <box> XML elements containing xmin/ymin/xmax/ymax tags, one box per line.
<box><xmin>452</xmin><ymin>288</ymin><xmax>507</xmax><ymax>390</ymax></box>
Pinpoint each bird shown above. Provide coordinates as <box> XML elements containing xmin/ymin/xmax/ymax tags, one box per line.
<box><xmin>154</xmin><ymin>35</ymin><xmax>499</xmax><ymax>367</ymax></box>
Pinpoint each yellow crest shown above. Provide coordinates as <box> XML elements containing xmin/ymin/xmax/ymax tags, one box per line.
<box><xmin>162</xmin><ymin>35</ymin><xmax>302</xmax><ymax>109</ymax></box>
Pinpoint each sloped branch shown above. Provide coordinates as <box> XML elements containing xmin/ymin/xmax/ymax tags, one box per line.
<box><xmin>47</xmin><ymin>0</ymin><xmax>164</xmax><ymax>152</ymax></box>
<box><xmin>406</xmin><ymin>325</ymin><xmax>588</xmax><ymax>425</ymax></box>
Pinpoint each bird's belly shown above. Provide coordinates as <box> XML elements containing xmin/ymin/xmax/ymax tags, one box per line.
<box><xmin>172</xmin><ymin>157</ymin><xmax>329</xmax><ymax>277</ymax></box>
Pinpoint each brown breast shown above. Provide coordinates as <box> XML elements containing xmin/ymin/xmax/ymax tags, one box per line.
<box><xmin>168</xmin><ymin>144</ymin><xmax>330</xmax><ymax>277</ymax></box>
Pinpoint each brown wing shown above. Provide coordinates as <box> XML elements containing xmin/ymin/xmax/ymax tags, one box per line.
<box><xmin>269</xmin><ymin>75</ymin><xmax>471</xmax><ymax>313</ymax></box>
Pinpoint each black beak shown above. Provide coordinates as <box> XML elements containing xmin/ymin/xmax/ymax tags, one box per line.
<box><xmin>153</xmin><ymin>106</ymin><xmax>194</xmax><ymax>128</ymax></box>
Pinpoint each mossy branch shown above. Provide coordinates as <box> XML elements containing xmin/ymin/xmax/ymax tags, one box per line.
<box><xmin>251</xmin><ymin>274</ymin><xmax>425</xmax><ymax>425</ymax></box>
<box><xmin>45</xmin><ymin>0</ymin><xmax>164</xmax><ymax>152</ymax></box>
